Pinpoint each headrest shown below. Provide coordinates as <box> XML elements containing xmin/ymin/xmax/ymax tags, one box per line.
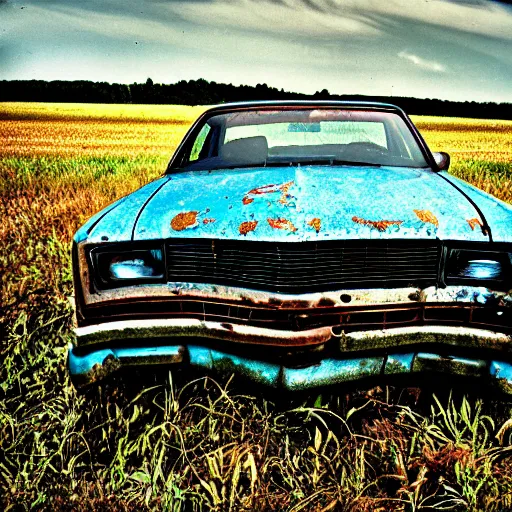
<box><xmin>219</xmin><ymin>136</ymin><xmax>268</xmax><ymax>165</ymax></box>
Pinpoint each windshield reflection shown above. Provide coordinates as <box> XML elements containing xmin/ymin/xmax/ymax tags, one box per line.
<box><xmin>175</xmin><ymin>109</ymin><xmax>428</xmax><ymax>171</ymax></box>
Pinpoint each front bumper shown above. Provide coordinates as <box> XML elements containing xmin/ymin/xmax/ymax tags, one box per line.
<box><xmin>69</xmin><ymin>320</ymin><xmax>512</xmax><ymax>391</ymax></box>
<box><xmin>71</xmin><ymin>281</ymin><xmax>512</xmax><ymax>390</ymax></box>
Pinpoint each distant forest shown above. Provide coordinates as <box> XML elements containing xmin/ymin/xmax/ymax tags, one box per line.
<box><xmin>2</xmin><ymin>78</ymin><xmax>512</xmax><ymax>120</ymax></box>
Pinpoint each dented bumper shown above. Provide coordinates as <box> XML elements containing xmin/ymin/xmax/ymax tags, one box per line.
<box><xmin>71</xmin><ymin>282</ymin><xmax>512</xmax><ymax>390</ymax></box>
<box><xmin>68</xmin><ymin>342</ymin><xmax>512</xmax><ymax>394</ymax></box>
<box><xmin>69</xmin><ymin>318</ymin><xmax>512</xmax><ymax>391</ymax></box>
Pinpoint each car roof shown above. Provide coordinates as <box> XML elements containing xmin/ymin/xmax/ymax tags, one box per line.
<box><xmin>202</xmin><ymin>100</ymin><xmax>406</xmax><ymax>115</ymax></box>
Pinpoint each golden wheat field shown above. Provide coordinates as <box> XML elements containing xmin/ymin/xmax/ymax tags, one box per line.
<box><xmin>2</xmin><ymin>102</ymin><xmax>512</xmax><ymax>511</ymax></box>
<box><xmin>2</xmin><ymin>102</ymin><xmax>512</xmax><ymax>161</ymax></box>
<box><xmin>412</xmin><ymin>115</ymin><xmax>512</xmax><ymax>163</ymax></box>
<box><xmin>1</xmin><ymin>102</ymin><xmax>206</xmax><ymax>158</ymax></box>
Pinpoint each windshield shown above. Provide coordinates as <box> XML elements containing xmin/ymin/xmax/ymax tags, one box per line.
<box><xmin>173</xmin><ymin>108</ymin><xmax>428</xmax><ymax>171</ymax></box>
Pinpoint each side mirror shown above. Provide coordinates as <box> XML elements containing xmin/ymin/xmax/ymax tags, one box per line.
<box><xmin>433</xmin><ymin>151</ymin><xmax>450</xmax><ymax>171</ymax></box>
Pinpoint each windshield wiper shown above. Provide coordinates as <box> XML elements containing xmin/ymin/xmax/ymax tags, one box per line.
<box><xmin>329</xmin><ymin>159</ymin><xmax>382</xmax><ymax>167</ymax></box>
<box><xmin>172</xmin><ymin>158</ymin><xmax>382</xmax><ymax>173</ymax></box>
<box><xmin>265</xmin><ymin>158</ymin><xmax>382</xmax><ymax>167</ymax></box>
<box><xmin>209</xmin><ymin>159</ymin><xmax>384</xmax><ymax>169</ymax></box>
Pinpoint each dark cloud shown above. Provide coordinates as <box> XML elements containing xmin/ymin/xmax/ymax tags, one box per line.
<box><xmin>444</xmin><ymin>0</ymin><xmax>512</xmax><ymax>7</ymax></box>
<box><xmin>211</xmin><ymin>0</ymin><xmax>512</xmax><ymax>9</ymax></box>
<box><xmin>447</xmin><ymin>0</ymin><xmax>512</xmax><ymax>4</ymax></box>
<box><xmin>360</xmin><ymin>9</ymin><xmax>511</xmax><ymax>57</ymax></box>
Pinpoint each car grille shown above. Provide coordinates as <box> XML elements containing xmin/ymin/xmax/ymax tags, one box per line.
<box><xmin>166</xmin><ymin>239</ymin><xmax>440</xmax><ymax>293</ymax></box>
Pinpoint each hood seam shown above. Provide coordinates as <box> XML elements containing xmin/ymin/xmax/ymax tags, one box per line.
<box><xmin>131</xmin><ymin>176</ymin><xmax>173</xmax><ymax>241</ymax></box>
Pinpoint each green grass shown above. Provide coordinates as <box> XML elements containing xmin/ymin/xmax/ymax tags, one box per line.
<box><xmin>2</xmin><ymin>105</ymin><xmax>512</xmax><ymax>510</ymax></box>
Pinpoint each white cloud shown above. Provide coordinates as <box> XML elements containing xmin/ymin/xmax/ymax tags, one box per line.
<box><xmin>398</xmin><ymin>51</ymin><xmax>447</xmax><ymax>72</ymax></box>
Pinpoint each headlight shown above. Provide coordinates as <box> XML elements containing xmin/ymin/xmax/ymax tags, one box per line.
<box><xmin>454</xmin><ymin>259</ymin><xmax>502</xmax><ymax>279</ymax></box>
<box><xmin>445</xmin><ymin>248</ymin><xmax>511</xmax><ymax>289</ymax></box>
<box><xmin>91</xmin><ymin>246</ymin><xmax>165</xmax><ymax>288</ymax></box>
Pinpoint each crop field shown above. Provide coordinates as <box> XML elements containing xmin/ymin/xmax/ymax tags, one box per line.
<box><xmin>1</xmin><ymin>102</ymin><xmax>512</xmax><ymax>511</ymax></box>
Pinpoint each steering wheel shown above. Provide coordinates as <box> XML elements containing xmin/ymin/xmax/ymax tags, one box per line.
<box><xmin>344</xmin><ymin>141</ymin><xmax>389</xmax><ymax>154</ymax></box>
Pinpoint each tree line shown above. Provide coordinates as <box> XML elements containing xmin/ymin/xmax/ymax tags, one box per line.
<box><xmin>1</xmin><ymin>78</ymin><xmax>511</xmax><ymax>120</ymax></box>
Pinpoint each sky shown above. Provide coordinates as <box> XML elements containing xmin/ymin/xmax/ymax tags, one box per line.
<box><xmin>2</xmin><ymin>0</ymin><xmax>512</xmax><ymax>102</ymax></box>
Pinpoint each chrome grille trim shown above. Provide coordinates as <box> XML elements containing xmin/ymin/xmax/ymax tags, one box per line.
<box><xmin>166</xmin><ymin>239</ymin><xmax>440</xmax><ymax>293</ymax></box>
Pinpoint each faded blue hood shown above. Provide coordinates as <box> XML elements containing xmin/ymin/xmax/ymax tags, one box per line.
<box><xmin>86</xmin><ymin>166</ymin><xmax>492</xmax><ymax>243</ymax></box>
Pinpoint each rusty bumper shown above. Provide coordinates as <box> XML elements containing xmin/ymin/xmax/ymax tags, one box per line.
<box><xmin>69</xmin><ymin>319</ymin><xmax>512</xmax><ymax>391</ymax></box>
<box><xmin>71</xmin><ymin>280</ymin><xmax>512</xmax><ymax>389</ymax></box>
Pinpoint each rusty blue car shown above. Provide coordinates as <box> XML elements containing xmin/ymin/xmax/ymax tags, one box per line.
<box><xmin>69</xmin><ymin>101</ymin><xmax>512</xmax><ymax>392</ymax></box>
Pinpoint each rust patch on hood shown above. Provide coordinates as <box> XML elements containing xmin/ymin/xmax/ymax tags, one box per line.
<box><xmin>308</xmin><ymin>217</ymin><xmax>321</xmax><ymax>233</ymax></box>
<box><xmin>171</xmin><ymin>211</ymin><xmax>198</xmax><ymax>231</ymax></box>
<box><xmin>248</xmin><ymin>181</ymin><xmax>294</xmax><ymax>196</ymax></box>
<box><xmin>248</xmin><ymin>183</ymin><xmax>278</xmax><ymax>195</ymax></box>
<box><xmin>268</xmin><ymin>217</ymin><xmax>298</xmax><ymax>232</ymax></box>
<box><xmin>277</xmin><ymin>181</ymin><xmax>295</xmax><ymax>206</ymax></box>
<box><xmin>244</xmin><ymin>181</ymin><xmax>295</xmax><ymax>207</ymax></box>
<box><xmin>467</xmin><ymin>217</ymin><xmax>484</xmax><ymax>231</ymax></box>
<box><xmin>352</xmin><ymin>216</ymin><xmax>403</xmax><ymax>232</ymax></box>
<box><xmin>239</xmin><ymin>220</ymin><xmax>258</xmax><ymax>235</ymax></box>
<box><xmin>279</xmin><ymin>181</ymin><xmax>294</xmax><ymax>194</ymax></box>
<box><xmin>414</xmin><ymin>209</ymin><xmax>439</xmax><ymax>227</ymax></box>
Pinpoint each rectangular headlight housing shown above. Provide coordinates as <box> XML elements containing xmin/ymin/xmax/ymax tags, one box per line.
<box><xmin>90</xmin><ymin>245</ymin><xmax>165</xmax><ymax>289</ymax></box>
<box><xmin>445</xmin><ymin>247</ymin><xmax>512</xmax><ymax>290</ymax></box>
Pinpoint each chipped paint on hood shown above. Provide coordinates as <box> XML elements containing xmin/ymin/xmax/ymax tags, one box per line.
<box><xmin>87</xmin><ymin>166</ymin><xmax>490</xmax><ymax>243</ymax></box>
